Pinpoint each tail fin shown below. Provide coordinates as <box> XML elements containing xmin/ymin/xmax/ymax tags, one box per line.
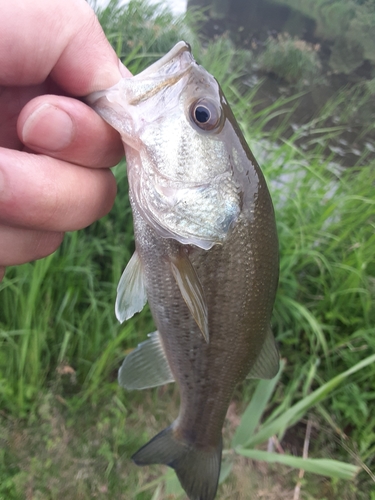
<box><xmin>132</xmin><ymin>426</ymin><xmax>222</xmax><ymax>500</ymax></box>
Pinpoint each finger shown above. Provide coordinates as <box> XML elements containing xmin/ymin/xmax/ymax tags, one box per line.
<box><xmin>0</xmin><ymin>84</ymin><xmax>47</xmax><ymax>149</ymax></box>
<box><xmin>0</xmin><ymin>147</ymin><xmax>117</xmax><ymax>231</ymax></box>
<box><xmin>0</xmin><ymin>224</ymin><xmax>64</xmax><ymax>266</ymax></box>
<box><xmin>1</xmin><ymin>0</ymin><xmax>130</xmax><ymax>93</ymax></box>
<box><xmin>18</xmin><ymin>95</ymin><xmax>124</xmax><ymax>168</ymax></box>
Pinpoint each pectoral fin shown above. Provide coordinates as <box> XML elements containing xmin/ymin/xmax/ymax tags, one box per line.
<box><xmin>247</xmin><ymin>328</ymin><xmax>280</xmax><ymax>380</ymax></box>
<box><xmin>115</xmin><ymin>251</ymin><xmax>147</xmax><ymax>323</ymax></box>
<box><xmin>118</xmin><ymin>331</ymin><xmax>175</xmax><ymax>390</ymax></box>
<box><xmin>170</xmin><ymin>251</ymin><xmax>209</xmax><ymax>343</ymax></box>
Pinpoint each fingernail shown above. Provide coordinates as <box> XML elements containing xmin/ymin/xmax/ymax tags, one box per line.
<box><xmin>22</xmin><ymin>103</ymin><xmax>74</xmax><ymax>152</ymax></box>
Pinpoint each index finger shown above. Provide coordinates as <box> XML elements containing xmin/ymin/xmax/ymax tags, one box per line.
<box><xmin>0</xmin><ymin>0</ymin><xmax>130</xmax><ymax>94</ymax></box>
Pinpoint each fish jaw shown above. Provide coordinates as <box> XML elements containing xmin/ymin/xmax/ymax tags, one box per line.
<box><xmin>85</xmin><ymin>41</ymin><xmax>194</xmax><ymax>150</ymax></box>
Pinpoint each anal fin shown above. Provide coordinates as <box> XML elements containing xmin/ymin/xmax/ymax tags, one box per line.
<box><xmin>170</xmin><ymin>250</ymin><xmax>209</xmax><ymax>343</ymax></box>
<box><xmin>118</xmin><ymin>331</ymin><xmax>175</xmax><ymax>390</ymax></box>
<box><xmin>247</xmin><ymin>328</ymin><xmax>280</xmax><ymax>380</ymax></box>
<box><xmin>115</xmin><ymin>251</ymin><xmax>147</xmax><ymax>323</ymax></box>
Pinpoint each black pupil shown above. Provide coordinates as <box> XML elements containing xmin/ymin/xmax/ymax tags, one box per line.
<box><xmin>195</xmin><ymin>106</ymin><xmax>210</xmax><ymax>123</ymax></box>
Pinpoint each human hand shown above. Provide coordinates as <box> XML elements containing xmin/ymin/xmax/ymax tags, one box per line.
<box><xmin>0</xmin><ymin>0</ymin><xmax>131</xmax><ymax>281</ymax></box>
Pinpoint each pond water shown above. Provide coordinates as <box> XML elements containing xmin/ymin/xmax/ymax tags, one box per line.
<box><xmin>94</xmin><ymin>0</ymin><xmax>374</xmax><ymax>166</ymax></box>
<box><xmin>184</xmin><ymin>0</ymin><xmax>375</xmax><ymax>166</ymax></box>
<box><xmin>96</xmin><ymin>0</ymin><xmax>187</xmax><ymax>15</ymax></box>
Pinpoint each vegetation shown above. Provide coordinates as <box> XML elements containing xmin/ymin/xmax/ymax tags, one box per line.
<box><xmin>258</xmin><ymin>33</ymin><xmax>321</xmax><ymax>85</ymax></box>
<box><xmin>0</xmin><ymin>0</ymin><xmax>374</xmax><ymax>498</ymax></box>
<box><xmin>269</xmin><ymin>0</ymin><xmax>375</xmax><ymax>73</ymax></box>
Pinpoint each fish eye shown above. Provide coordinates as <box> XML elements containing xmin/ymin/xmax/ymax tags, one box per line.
<box><xmin>190</xmin><ymin>99</ymin><xmax>222</xmax><ymax>131</ymax></box>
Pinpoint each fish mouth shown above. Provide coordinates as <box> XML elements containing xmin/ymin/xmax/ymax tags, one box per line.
<box><xmin>127</xmin><ymin>41</ymin><xmax>194</xmax><ymax>105</ymax></box>
<box><xmin>86</xmin><ymin>42</ymin><xmax>195</xmax><ymax>110</ymax></box>
<box><xmin>138</xmin><ymin>41</ymin><xmax>192</xmax><ymax>77</ymax></box>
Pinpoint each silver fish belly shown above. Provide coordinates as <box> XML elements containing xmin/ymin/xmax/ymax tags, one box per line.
<box><xmin>87</xmin><ymin>41</ymin><xmax>279</xmax><ymax>500</ymax></box>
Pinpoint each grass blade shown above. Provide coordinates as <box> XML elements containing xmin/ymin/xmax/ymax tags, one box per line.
<box><xmin>231</xmin><ymin>360</ymin><xmax>284</xmax><ymax>448</ymax></box>
<box><xmin>236</xmin><ymin>449</ymin><xmax>359</xmax><ymax>480</ymax></box>
<box><xmin>243</xmin><ymin>353</ymin><xmax>375</xmax><ymax>448</ymax></box>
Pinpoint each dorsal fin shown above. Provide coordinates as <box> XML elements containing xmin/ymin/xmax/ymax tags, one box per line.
<box><xmin>247</xmin><ymin>328</ymin><xmax>280</xmax><ymax>380</ymax></box>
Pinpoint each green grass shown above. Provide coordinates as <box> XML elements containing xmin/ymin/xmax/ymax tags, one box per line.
<box><xmin>0</xmin><ymin>0</ymin><xmax>374</xmax><ymax>498</ymax></box>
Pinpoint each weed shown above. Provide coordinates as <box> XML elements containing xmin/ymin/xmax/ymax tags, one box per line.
<box><xmin>258</xmin><ymin>33</ymin><xmax>322</xmax><ymax>85</ymax></box>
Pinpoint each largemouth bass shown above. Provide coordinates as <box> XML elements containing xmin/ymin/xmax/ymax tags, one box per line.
<box><xmin>87</xmin><ymin>41</ymin><xmax>279</xmax><ymax>500</ymax></box>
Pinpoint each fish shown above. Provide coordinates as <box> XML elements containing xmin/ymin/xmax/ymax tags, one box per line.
<box><xmin>87</xmin><ymin>41</ymin><xmax>279</xmax><ymax>500</ymax></box>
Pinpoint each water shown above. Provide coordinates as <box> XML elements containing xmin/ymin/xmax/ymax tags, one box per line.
<box><xmin>95</xmin><ymin>0</ymin><xmax>187</xmax><ymax>15</ymax></box>
<box><xmin>186</xmin><ymin>0</ymin><xmax>375</xmax><ymax>166</ymax></box>
<box><xmin>93</xmin><ymin>0</ymin><xmax>374</xmax><ymax>165</ymax></box>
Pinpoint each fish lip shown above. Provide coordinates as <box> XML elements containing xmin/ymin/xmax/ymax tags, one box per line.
<box><xmin>125</xmin><ymin>42</ymin><xmax>194</xmax><ymax>105</ymax></box>
<box><xmin>137</xmin><ymin>41</ymin><xmax>192</xmax><ymax>78</ymax></box>
<box><xmin>85</xmin><ymin>41</ymin><xmax>193</xmax><ymax>109</ymax></box>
